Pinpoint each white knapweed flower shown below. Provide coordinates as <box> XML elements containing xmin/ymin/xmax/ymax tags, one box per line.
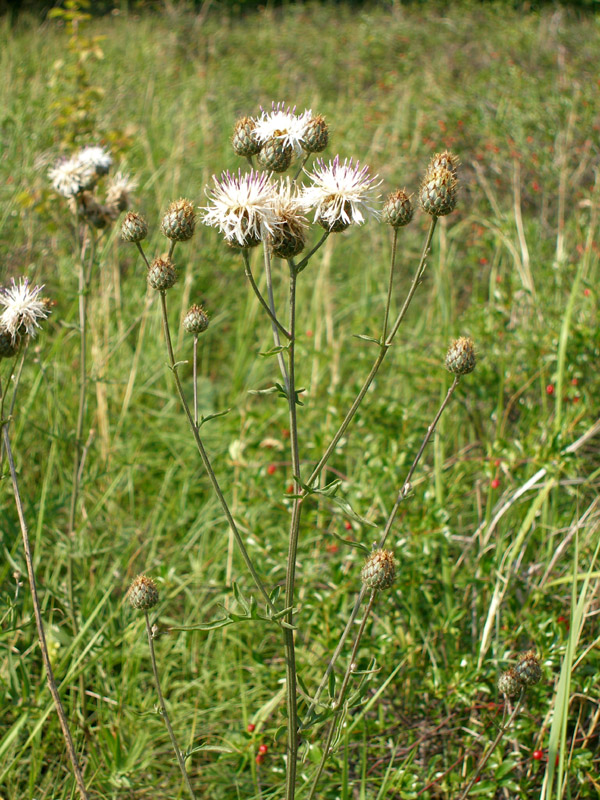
<box><xmin>201</xmin><ymin>170</ymin><xmax>277</xmax><ymax>246</ymax></box>
<box><xmin>270</xmin><ymin>177</ymin><xmax>308</xmax><ymax>221</ymax></box>
<box><xmin>254</xmin><ymin>102</ymin><xmax>311</xmax><ymax>157</ymax></box>
<box><xmin>105</xmin><ymin>171</ymin><xmax>138</xmax><ymax>213</ymax></box>
<box><xmin>77</xmin><ymin>145</ymin><xmax>113</xmax><ymax>176</ymax></box>
<box><xmin>48</xmin><ymin>156</ymin><xmax>96</xmax><ymax>198</ymax></box>
<box><xmin>302</xmin><ymin>155</ymin><xmax>382</xmax><ymax>231</ymax></box>
<box><xmin>0</xmin><ymin>278</ymin><xmax>49</xmax><ymax>342</ymax></box>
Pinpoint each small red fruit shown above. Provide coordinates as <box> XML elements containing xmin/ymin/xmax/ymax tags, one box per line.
<box><xmin>247</xmin><ymin>723</ymin><xmax>256</xmax><ymax>733</ymax></box>
<box><xmin>533</xmin><ymin>749</ymin><xmax>543</xmax><ymax>761</ymax></box>
<box><xmin>491</xmin><ymin>478</ymin><xmax>500</xmax><ymax>489</ymax></box>
<box><xmin>494</xmin><ymin>458</ymin><xmax>501</xmax><ymax>467</ymax></box>
<box><xmin>571</xmin><ymin>377</ymin><xmax>578</xmax><ymax>386</ymax></box>
<box><xmin>344</xmin><ymin>520</ymin><xmax>352</xmax><ymax>531</ymax></box>
<box><xmin>286</xmin><ymin>484</ymin><xmax>294</xmax><ymax>494</ymax></box>
<box><xmin>267</xmin><ymin>464</ymin><xmax>277</xmax><ymax>475</ymax></box>
<box><xmin>258</xmin><ymin>744</ymin><xmax>268</xmax><ymax>755</ymax></box>
<box><xmin>255</xmin><ymin>754</ymin><xmax>264</xmax><ymax>765</ymax></box>
<box><xmin>546</xmin><ymin>384</ymin><xmax>554</xmax><ymax>395</ymax></box>
<box><xmin>584</xmin><ymin>288</ymin><xmax>591</xmax><ymax>297</ymax></box>
<box><xmin>474</xmin><ymin>776</ymin><xmax>481</xmax><ymax>783</ymax></box>
<box><xmin>573</xmin><ymin>395</ymin><xmax>580</xmax><ymax>404</ymax></box>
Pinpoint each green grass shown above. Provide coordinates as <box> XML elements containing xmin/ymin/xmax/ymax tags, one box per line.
<box><xmin>1</xmin><ymin>2</ymin><xmax>600</xmax><ymax>798</ymax></box>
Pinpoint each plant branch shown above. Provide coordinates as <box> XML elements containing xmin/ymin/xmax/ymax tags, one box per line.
<box><xmin>242</xmin><ymin>249</ymin><xmax>291</xmax><ymax>339</ymax></box>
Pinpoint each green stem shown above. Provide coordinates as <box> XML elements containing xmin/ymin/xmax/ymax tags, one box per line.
<box><xmin>2</xmin><ymin>416</ymin><xmax>90</xmax><ymax>800</ymax></box>
<box><xmin>295</xmin><ymin>231</ymin><xmax>329</xmax><ymax>274</ymax></box>
<box><xmin>305</xmin><ymin>592</ymin><xmax>377</xmax><ymax>800</ymax></box>
<box><xmin>143</xmin><ymin>612</ymin><xmax>197</xmax><ymax>800</ymax></box>
<box><xmin>158</xmin><ymin>292</ymin><xmax>275</xmax><ymax>614</ymax></box>
<box><xmin>193</xmin><ymin>336</ymin><xmax>198</xmax><ymax>428</ymax></box>
<box><xmin>292</xmin><ymin>153</ymin><xmax>311</xmax><ymax>183</ymax></box>
<box><xmin>262</xmin><ymin>243</ymin><xmax>289</xmax><ymax>389</ymax></box>
<box><xmin>283</xmin><ymin>263</ymin><xmax>301</xmax><ymax>800</ymax></box>
<box><xmin>242</xmin><ymin>250</ymin><xmax>291</xmax><ymax>339</ymax></box>
<box><xmin>381</xmin><ymin>228</ymin><xmax>398</xmax><ymax>343</ymax></box>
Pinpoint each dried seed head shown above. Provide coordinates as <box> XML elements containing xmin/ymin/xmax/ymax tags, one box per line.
<box><xmin>445</xmin><ymin>337</ymin><xmax>476</xmax><ymax>375</ymax></box>
<box><xmin>183</xmin><ymin>304</ymin><xmax>209</xmax><ymax>335</ymax></box>
<box><xmin>0</xmin><ymin>328</ymin><xmax>20</xmax><ymax>359</ymax></box>
<box><xmin>257</xmin><ymin>137</ymin><xmax>294</xmax><ymax>173</ymax></box>
<box><xmin>160</xmin><ymin>198</ymin><xmax>196</xmax><ymax>242</ymax></box>
<box><xmin>121</xmin><ymin>211</ymin><xmax>149</xmax><ymax>242</ymax></box>
<box><xmin>148</xmin><ymin>257</ymin><xmax>178</xmax><ymax>291</ymax></box>
<box><xmin>383</xmin><ymin>189</ymin><xmax>413</xmax><ymax>228</ymax></box>
<box><xmin>302</xmin><ymin>115</ymin><xmax>329</xmax><ymax>153</ymax></box>
<box><xmin>232</xmin><ymin>116</ymin><xmax>261</xmax><ymax>157</ymax></box>
<box><xmin>420</xmin><ymin>152</ymin><xmax>458</xmax><ymax>217</ymax></box>
<box><xmin>515</xmin><ymin>651</ymin><xmax>542</xmax><ymax>686</ymax></box>
<box><xmin>270</xmin><ymin>223</ymin><xmax>306</xmax><ymax>258</ymax></box>
<box><xmin>361</xmin><ymin>549</ymin><xmax>397</xmax><ymax>591</ymax></box>
<box><xmin>127</xmin><ymin>574</ymin><xmax>159</xmax><ymax>610</ymax></box>
<box><xmin>498</xmin><ymin>667</ymin><xmax>522</xmax><ymax>698</ymax></box>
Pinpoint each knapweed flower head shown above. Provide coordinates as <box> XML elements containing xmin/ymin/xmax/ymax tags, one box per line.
<box><xmin>201</xmin><ymin>169</ymin><xmax>277</xmax><ymax>247</ymax></box>
<box><xmin>498</xmin><ymin>667</ymin><xmax>522</xmax><ymax>699</ymax></box>
<box><xmin>268</xmin><ymin>178</ymin><xmax>308</xmax><ymax>258</ymax></box>
<box><xmin>0</xmin><ymin>277</ymin><xmax>49</xmax><ymax>343</ymax></box>
<box><xmin>254</xmin><ymin>102</ymin><xmax>310</xmax><ymax>157</ymax></box>
<box><xmin>515</xmin><ymin>650</ymin><xmax>542</xmax><ymax>686</ymax></box>
<box><xmin>183</xmin><ymin>304</ymin><xmax>210</xmax><ymax>335</ymax></box>
<box><xmin>48</xmin><ymin>155</ymin><xmax>97</xmax><ymax>198</ymax></box>
<box><xmin>106</xmin><ymin>171</ymin><xmax>138</xmax><ymax>214</ymax></box>
<box><xmin>77</xmin><ymin>145</ymin><xmax>113</xmax><ymax>176</ymax></box>
<box><xmin>302</xmin><ymin>155</ymin><xmax>381</xmax><ymax>232</ymax></box>
<box><xmin>127</xmin><ymin>574</ymin><xmax>159</xmax><ymax>610</ymax></box>
<box><xmin>361</xmin><ymin>549</ymin><xmax>397</xmax><ymax>591</ymax></box>
<box><xmin>445</xmin><ymin>336</ymin><xmax>476</xmax><ymax>375</ymax></box>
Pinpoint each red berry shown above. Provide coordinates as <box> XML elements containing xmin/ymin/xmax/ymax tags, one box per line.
<box><xmin>584</xmin><ymin>288</ymin><xmax>591</xmax><ymax>297</ymax></box>
<box><xmin>267</xmin><ymin>464</ymin><xmax>276</xmax><ymax>475</ymax></box>
<box><xmin>286</xmin><ymin>484</ymin><xmax>294</xmax><ymax>494</ymax></box>
<box><xmin>255</xmin><ymin>754</ymin><xmax>264</xmax><ymax>765</ymax></box>
<box><xmin>474</xmin><ymin>776</ymin><xmax>481</xmax><ymax>783</ymax></box>
<box><xmin>573</xmin><ymin>395</ymin><xmax>580</xmax><ymax>404</ymax></box>
<box><xmin>491</xmin><ymin>478</ymin><xmax>500</xmax><ymax>489</ymax></box>
<box><xmin>258</xmin><ymin>744</ymin><xmax>268</xmax><ymax>755</ymax></box>
<box><xmin>546</xmin><ymin>384</ymin><xmax>554</xmax><ymax>395</ymax></box>
<box><xmin>571</xmin><ymin>377</ymin><xmax>578</xmax><ymax>386</ymax></box>
<box><xmin>344</xmin><ymin>521</ymin><xmax>352</xmax><ymax>531</ymax></box>
<box><xmin>247</xmin><ymin>723</ymin><xmax>256</xmax><ymax>733</ymax></box>
<box><xmin>533</xmin><ymin>750</ymin><xmax>543</xmax><ymax>761</ymax></box>
<box><xmin>494</xmin><ymin>459</ymin><xmax>501</xmax><ymax>467</ymax></box>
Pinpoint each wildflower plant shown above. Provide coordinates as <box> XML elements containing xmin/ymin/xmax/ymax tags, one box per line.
<box><xmin>118</xmin><ymin>100</ymin><xmax>498</xmax><ymax>800</ymax></box>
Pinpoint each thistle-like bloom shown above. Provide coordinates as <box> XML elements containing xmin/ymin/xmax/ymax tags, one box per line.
<box><xmin>254</xmin><ymin>102</ymin><xmax>310</xmax><ymax>157</ymax></box>
<box><xmin>106</xmin><ymin>171</ymin><xmax>138</xmax><ymax>214</ymax></box>
<box><xmin>0</xmin><ymin>277</ymin><xmax>49</xmax><ymax>342</ymax></box>
<box><xmin>302</xmin><ymin>155</ymin><xmax>381</xmax><ymax>231</ymax></box>
<box><xmin>201</xmin><ymin>169</ymin><xmax>277</xmax><ymax>247</ymax></box>
<box><xmin>77</xmin><ymin>145</ymin><xmax>113</xmax><ymax>176</ymax></box>
<box><xmin>48</xmin><ymin>155</ymin><xmax>96</xmax><ymax>198</ymax></box>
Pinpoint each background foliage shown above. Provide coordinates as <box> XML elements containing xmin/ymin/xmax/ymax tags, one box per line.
<box><xmin>1</xmin><ymin>1</ymin><xmax>599</xmax><ymax>798</ymax></box>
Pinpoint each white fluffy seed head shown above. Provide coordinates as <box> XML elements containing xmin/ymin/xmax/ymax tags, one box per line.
<box><xmin>0</xmin><ymin>277</ymin><xmax>50</xmax><ymax>342</ymax></box>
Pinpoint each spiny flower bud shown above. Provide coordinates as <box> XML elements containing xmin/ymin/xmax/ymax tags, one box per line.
<box><xmin>498</xmin><ymin>667</ymin><xmax>522</xmax><ymax>698</ymax></box>
<box><xmin>420</xmin><ymin>153</ymin><xmax>458</xmax><ymax>217</ymax></box>
<box><xmin>183</xmin><ymin>304</ymin><xmax>209</xmax><ymax>335</ymax></box>
<box><xmin>232</xmin><ymin>116</ymin><xmax>261</xmax><ymax>157</ymax></box>
<box><xmin>445</xmin><ymin>337</ymin><xmax>476</xmax><ymax>375</ymax></box>
<box><xmin>515</xmin><ymin>651</ymin><xmax>542</xmax><ymax>686</ymax></box>
<box><xmin>148</xmin><ymin>257</ymin><xmax>177</xmax><ymax>291</ymax></box>
<box><xmin>160</xmin><ymin>198</ymin><xmax>196</xmax><ymax>242</ymax></box>
<box><xmin>257</xmin><ymin>137</ymin><xmax>294</xmax><ymax>173</ymax></box>
<box><xmin>302</xmin><ymin>115</ymin><xmax>329</xmax><ymax>153</ymax></box>
<box><xmin>383</xmin><ymin>190</ymin><xmax>413</xmax><ymax>228</ymax></box>
<box><xmin>127</xmin><ymin>574</ymin><xmax>159</xmax><ymax>610</ymax></box>
<box><xmin>361</xmin><ymin>549</ymin><xmax>397</xmax><ymax>591</ymax></box>
<box><xmin>121</xmin><ymin>212</ymin><xmax>148</xmax><ymax>242</ymax></box>
<box><xmin>0</xmin><ymin>328</ymin><xmax>20</xmax><ymax>359</ymax></box>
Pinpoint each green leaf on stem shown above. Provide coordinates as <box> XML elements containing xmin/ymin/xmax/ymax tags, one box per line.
<box><xmin>353</xmin><ymin>333</ymin><xmax>382</xmax><ymax>345</ymax></box>
<box><xmin>259</xmin><ymin>344</ymin><xmax>291</xmax><ymax>357</ymax></box>
<box><xmin>198</xmin><ymin>408</ymin><xmax>231</xmax><ymax>428</ymax></box>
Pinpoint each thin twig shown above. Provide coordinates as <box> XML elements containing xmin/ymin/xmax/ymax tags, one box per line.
<box><xmin>143</xmin><ymin>612</ymin><xmax>197</xmax><ymax>799</ymax></box>
<box><xmin>242</xmin><ymin>249</ymin><xmax>291</xmax><ymax>339</ymax></box>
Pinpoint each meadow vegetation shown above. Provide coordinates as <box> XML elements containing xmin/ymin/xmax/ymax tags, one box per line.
<box><xmin>1</xmin><ymin>2</ymin><xmax>600</xmax><ymax>798</ymax></box>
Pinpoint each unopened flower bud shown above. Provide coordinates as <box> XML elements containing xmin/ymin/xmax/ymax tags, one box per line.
<box><xmin>183</xmin><ymin>304</ymin><xmax>209</xmax><ymax>335</ymax></box>
<box><xmin>383</xmin><ymin>190</ymin><xmax>413</xmax><ymax>228</ymax></box>
<box><xmin>148</xmin><ymin>257</ymin><xmax>178</xmax><ymax>291</ymax></box>
<box><xmin>361</xmin><ymin>549</ymin><xmax>397</xmax><ymax>591</ymax></box>
<box><xmin>498</xmin><ymin>667</ymin><xmax>522</xmax><ymax>698</ymax></box>
<box><xmin>0</xmin><ymin>328</ymin><xmax>20</xmax><ymax>359</ymax></box>
<box><xmin>127</xmin><ymin>574</ymin><xmax>159</xmax><ymax>610</ymax></box>
<box><xmin>160</xmin><ymin>198</ymin><xmax>196</xmax><ymax>242</ymax></box>
<box><xmin>515</xmin><ymin>651</ymin><xmax>542</xmax><ymax>686</ymax></box>
<box><xmin>232</xmin><ymin>116</ymin><xmax>261</xmax><ymax>157</ymax></box>
<box><xmin>302</xmin><ymin>115</ymin><xmax>329</xmax><ymax>153</ymax></box>
<box><xmin>420</xmin><ymin>152</ymin><xmax>459</xmax><ymax>217</ymax></box>
<box><xmin>257</xmin><ymin>137</ymin><xmax>293</xmax><ymax>173</ymax></box>
<box><xmin>121</xmin><ymin>212</ymin><xmax>148</xmax><ymax>243</ymax></box>
<box><xmin>445</xmin><ymin>337</ymin><xmax>476</xmax><ymax>375</ymax></box>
